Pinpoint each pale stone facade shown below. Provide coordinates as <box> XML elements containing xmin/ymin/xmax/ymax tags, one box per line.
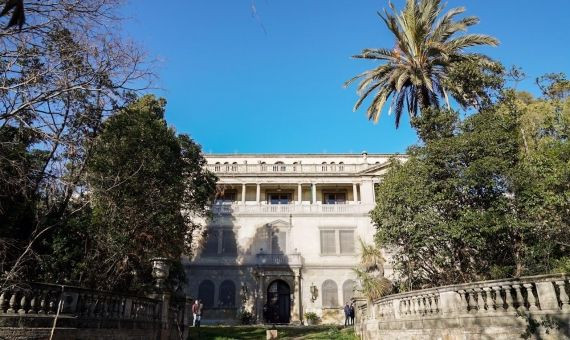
<box><xmin>183</xmin><ymin>152</ymin><xmax>405</xmax><ymax>325</ymax></box>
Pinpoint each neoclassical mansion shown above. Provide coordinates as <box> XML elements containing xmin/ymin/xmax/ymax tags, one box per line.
<box><xmin>183</xmin><ymin>153</ymin><xmax>404</xmax><ymax>324</ymax></box>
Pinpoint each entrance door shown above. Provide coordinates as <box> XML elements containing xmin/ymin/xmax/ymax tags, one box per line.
<box><xmin>266</xmin><ymin>280</ymin><xmax>291</xmax><ymax>324</ymax></box>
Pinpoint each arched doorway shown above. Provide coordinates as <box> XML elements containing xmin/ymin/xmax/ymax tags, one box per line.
<box><xmin>266</xmin><ymin>280</ymin><xmax>290</xmax><ymax>324</ymax></box>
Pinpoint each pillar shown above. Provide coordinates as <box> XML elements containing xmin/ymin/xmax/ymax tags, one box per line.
<box><xmin>256</xmin><ymin>183</ymin><xmax>261</xmax><ymax>203</ymax></box>
<box><xmin>242</xmin><ymin>184</ymin><xmax>246</xmax><ymax>204</ymax></box>
<box><xmin>352</xmin><ymin>183</ymin><xmax>358</xmax><ymax>203</ymax></box>
<box><xmin>360</xmin><ymin>179</ymin><xmax>375</xmax><ymax>204</ymax></box>
<box><xmin>297</xmin><ymin>184</ymin><xmax>302</xmax><ymax>204</ymax></box>
<box><xmin>311</xmin><ymin>183</ymin><xmax>317</xmax><ymax>204</ymax></box>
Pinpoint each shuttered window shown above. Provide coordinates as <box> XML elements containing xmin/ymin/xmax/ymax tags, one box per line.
<box><xmin>222</xmin><ymin>229</ymin><xmax>237</xmax><ymax>255</ymax></box>
<box><xmin>203</xmin><ymin>230</ymin><xmax>219</xmax><ymax>255</ymax></box>
<box><xmin>322</xmin><ymin>280</ymin><xmax>339</xmax><ymax>307</ymax></box>
<box><xmin>219</xmin><ymin>280</ymin><xmax>236</xmax><ymax>307</ymax></box>
<box><xmin>320</xmin><ymin>230</ymin><xmax>336</xmax><ymax>254</ymax></box>
<box><xmin>343</xmin><ymin>280</ymin><xmax>356</xmax><ymax>304</ymax></box>
<box><xmin>339</xmin><ymin>230</ymin><xmax>355</xmax><ymax>254</ymax></box>
<box><xmin>198</xmin><ymin>280</ymin><xmax>215</xmax><ymax>308</ymax></box>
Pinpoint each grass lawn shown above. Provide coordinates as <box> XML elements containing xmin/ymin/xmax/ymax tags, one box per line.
<box><xmin>187</xmin><ymin>325</ymin><xmax>358</xmax><ymax>340</ymax></box>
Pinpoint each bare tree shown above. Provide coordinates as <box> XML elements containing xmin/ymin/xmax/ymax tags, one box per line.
<box><xmin>0</xmin><ymin>0</ymin><xmax>154</xmax><ymax>288</ymax></box>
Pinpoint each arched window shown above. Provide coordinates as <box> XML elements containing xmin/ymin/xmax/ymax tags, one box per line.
<box><xmin>330</xmin><ymin>162</ymin><xmax>336</xmax><ymax>172</ymax></box>
<box><xmin>342</xmin><ymin>279</ymin><xmax>356</xmax><ymax>305</ymax></box>
<box><xmin>198</xmin><ymin>280</ymin><xmax>215</xmax><ymax>308</ymax></box>
<box><xmin>231</xmin><ymin>162</ymin><xmax>238</xmax><ymax>172</ymax></box>
<box><xmin>321</xmin><ymin>162</ymin><xmax>327</xmax><ymax>172</ymax></box>
<box><xmin>218</xmin><ymin>280</ymin><xmax>236</xmax><ymax>307</ymax></box>
<box><xmin>273</xmin><ymin>161</ymin><xmax>285</xmax><ymax>172</ymax></box>
<box><xmin>260</xmin><ymin>161</ymin><xmax>267</xmax><ymax>172</ymax></box>
<box><xmin>338</xmin><ymin>162</ymin><xmax>344</xmax><ymax>172</ymax></box>
<box><xmin>322</xmin><ymin>280</ymin><xmax>338</xmax><ymax>307</ymax></box>
<box><xmin>292</xmin><ymin>161</ymin><xmax>299</xmax><ymax>172</ymax></box>
<box><xmin>223</xmin><ymin>162</ymin><xmax>230</xmax><ymax>171</ymax></box>
<box><xmin>214</xmin><ymin>162</ymin><xmax>221</xmax><ymax>172</ymax></box>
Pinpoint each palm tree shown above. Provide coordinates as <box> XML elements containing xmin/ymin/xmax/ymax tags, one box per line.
<box><xmin>345</xmin><ymin>0</ymin><xmax>499</xmax><ymax>127</ymax></box>
<box><xmin>354</xmin><ymin>239</ymin><xmax>392</xmax><ymax>300</ymax></box>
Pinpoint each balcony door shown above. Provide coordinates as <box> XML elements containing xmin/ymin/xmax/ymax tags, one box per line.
<box><xmin>323</xmin><ymin>192</ymin><xmax>346</xmax><ymax>205</ymax></box>
<box><xmin>267</xmin><ymin>193</ymin><xmax>291</xmax><ymax>205</ymax></box>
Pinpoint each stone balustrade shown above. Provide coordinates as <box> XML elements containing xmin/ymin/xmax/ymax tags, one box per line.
<box><xmin>355</xmin><ymin>273</ymin><xmax>570</xmax><ymax>340</ymax></box>
<box><xmin>0</xmin><ymin>282</ymin><xmax>192</xmax><ymax>340</ymax></box>
<box><xmin>255</xmin><ymin>253</ymin><xmax>303</xmax><ymax>267</ymax></box>
<box><xmin>207</xmin><ymin>163</ymin><xmax>369</xmax><ymax>174</ymax></box>
<box><xmin>212</xmin><ymin>202</ymin><xmax>374</xmax><ymax>215</ymax></box>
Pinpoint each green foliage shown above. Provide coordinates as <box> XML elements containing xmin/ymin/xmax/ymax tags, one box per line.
<box><xmin>345</xmin><ymin>0</ymin><xmax>499</xmax><ymax>127</ymax></box>
<box><xmin>371</xmin><ymin>79</ymin><xmax>570</xmax><ymax>288</ymax></box>
<box><xmin>354</xmin><ymin>239</ymin><xmax>393</xmax><ymax>300</ymax></box>
<box><xmin>80</xmin><ymin>95</ymin><xmax>216</xmax><ymax>291</ymax></box>
<box><xmin>304</xmin><ymin>312</ymin><xmax>319</xmax><ymax>322</ymax></box>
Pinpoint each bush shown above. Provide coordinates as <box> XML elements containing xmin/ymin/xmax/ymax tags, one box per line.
<box><xmin>304</xmin><ymin>312</ymin><xmax>319</xmax><ymax>324</ymax></box>
<box><xmin>238</xmin><ymin>310</ymin><xmax>254</xmax><ymax>325</ymax></box>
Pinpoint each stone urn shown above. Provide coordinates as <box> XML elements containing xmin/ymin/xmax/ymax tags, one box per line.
<box><xmin>151</xmin><ymin>257</ymin><xmax>170</xmax><ymax>290</ymax></box>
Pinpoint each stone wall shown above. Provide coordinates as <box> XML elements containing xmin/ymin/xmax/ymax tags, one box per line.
<box><xmin>355</xmin><ymin>274</ymin><xmax>570</xmax><ymax>340</ymax></box>
<box><xmin>0</xmin><ymin>283</ymin><xmax>192</xmax><ymax>340</ymax></box>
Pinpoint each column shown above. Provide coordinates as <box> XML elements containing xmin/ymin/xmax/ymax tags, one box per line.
<box><xmin>241</xmin><ymin>184</ymin><xmax>246</xmax><ymax>204</ymax></box>
<box><xmin>311</xmin><ymin>183</ymin><xmax>317</xmax><ymax>204</ymax></box>
<box><xmin>353</xmin><ymin>183</ymin><xmax>358</xmax><ymax>204</ymax></box>
<box><xmin>297</xmin><ymin>270</ymin><xmax>303</xmax><ymax>324</ymax></box>
<box><xmin>256</xmin><ymin>183</ymin><xmax>261</xmax><ymax>204</ymax></box>
<box><xmin>361</xmin><ymin>179</ymin><xmax>375</xmax><ymax>204</ymax></box>
<box><xmin>297</xmin><ymin>184</ymin><xmax>302</xmax><ymax>205</ymax></box>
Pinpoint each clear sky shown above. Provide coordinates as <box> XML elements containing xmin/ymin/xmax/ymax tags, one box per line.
<box><xmin>121</xmin><ymin>0</ymin><xmax>570</xmax><ymax>154</ymax></box>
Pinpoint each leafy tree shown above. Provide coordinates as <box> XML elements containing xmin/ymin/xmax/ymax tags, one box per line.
<box><xmin>345</xmin><ymin>0</ymin><xmax>499</xmax><ymax>127</ymax></box>
<box><xmin>371</xmin><ymin>84</ymin><xmax>570</xmax><ymax>289</ymax></box>
<box><xmin>83</xmin><ymin>95</ymin><xmax>216</xmax><ymax>291</ymax></box>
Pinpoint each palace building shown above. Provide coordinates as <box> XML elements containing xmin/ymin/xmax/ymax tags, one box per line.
<box><xmin>183</xmin><ymin>152</ymin><xmax>405</xmax><ymax>324</ymax></box>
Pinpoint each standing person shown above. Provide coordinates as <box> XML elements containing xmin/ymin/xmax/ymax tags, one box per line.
<box><xmin>343</xmin><ymin>302</ymin><xmax>350</xmax><ymax>326</ymax></box>
<box><xmin>192</xmin><ymin>299</ymin><xmax>203</xmax><ymax>327</ymax></box>
<box><xmin>349</xmin><ymin>303</ymin><xmax>355</xmax><ymax>325</ymax></box>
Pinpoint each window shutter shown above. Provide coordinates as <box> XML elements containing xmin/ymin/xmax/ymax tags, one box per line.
<box><xmin>322</xmin><ymin>280</ymin><xmax>339</xmax><ymax>307</ymax></box>
<box><xmin>222</xmin><ymin>229</ymin><xmax>237</xmax><ymax>255</ymax></box>
<box><xmin>320</xmin><ymin>230</ymin><xmax>336</xmax><ymax>254</ymax></box>
<box><xmin>203</xmin><ymin>230</ymin><xmax>219</xmax><ymax>255</ymax></box>
<box><xmin>339</xmin><ymin>230</ymin><xmax>355</xmax><ymax>254</ymax></box>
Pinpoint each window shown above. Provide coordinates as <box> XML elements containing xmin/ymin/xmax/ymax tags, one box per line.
<box><xmin>323</xmin><ymin>192</ymin><xmax>346</xmax><ymax>205</ymax></box>
<box><xmin>320</xmin><ymin>230</ymin><xmax>336</xmax><ymax>255</ymax></box>
<box><xmin>203</xmin><ymin>230</ymin><xmax>219</xmax><ymax>255</ymax></box>
<box><xmin>203</xmin><ymin>228</ymin><xmax>237</xmax><ymax>256</ymax></box>
<box><xmin>322</xmin><ymin>280</ymin><xmax>339</xmax><ymax>307</ymax></box>
<box><xmin>217</xmin><ymin>189</ymin><xmax>236</xmax><ymax>203</ymax></box>
<box><xmin>198</xmin><ymin>280</ymin><xmax>215</xmax><ymax>308</ymax></box>
<box><xmin>273</xmin><ymin>161</ymin><xmax>286</xmax><ymax>172</ymax></box>
<box><xmin>320</xmin><ymin>229</ymin><xmax>355</xmax><ymax>255</ymax></box>
<box><xmin>267</xmin><ymin>193</ymin><xmax>291</xmax><ymax>205</ymax></box>
<box><xmin>338</xmin><ymin>162</ymin><xmax>344</xmax><ymax>171</ymax></box>
<box><xmin>222</xmin><ymin>229</ymin><xmax>237</xmax><ymax>255</ymax></box>
<box><xmin>330</xmin><ymin>162</ymin><xmax>336</xmax><ymax>172</ymax></box>
<box><xmin>342</xmin><ymin>280</ymin><xmax>356</xmax><ymax>304</ymax></box>
<box><xmin>339</xmin><ymin>231</ymin><xmax>355</xmax><ymax>254</ymax></box>
<box><xmin>214</xmin><ymin>162</ymin><xmax>221</xmax><ymax>171</ymax></box>
<box><xmin>223</xmin><ymin>162</ymin><xmax>230</xmax><ymax>171</ymax></box>
<box><xmin>231</xmin><ymin>162</ymin><xmax>238</xmax><ymax>172</ymax></box>
<box><xmin>260</xmin><ymin>162</ymin><xmax>267</xmax><ymax>171</ymax></box>
<box><xmin>270</xmin><ymin>230</ymin><xmax>287</xmax><ymax>254</ymax></box>
<box><xmin>219</xmin><ymin>280</ymin><xmax>236</xmax><ymax>307</ymax></box>
<box><xmin>321</xmin><ymin>162</ymin><xmax>327</xmax><ymax>172</ymax></box>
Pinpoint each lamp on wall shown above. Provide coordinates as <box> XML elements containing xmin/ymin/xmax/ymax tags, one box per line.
<box><xmin>310</xmin><ymin>283</ymin><xmax>318</xmax><ymax>303</ymax></box>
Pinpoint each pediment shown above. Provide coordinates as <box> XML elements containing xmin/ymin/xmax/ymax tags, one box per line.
<box><xmin>358</xmin><ymin>160</ymin><xmax>397</xmax><ymax>176</ymax></box>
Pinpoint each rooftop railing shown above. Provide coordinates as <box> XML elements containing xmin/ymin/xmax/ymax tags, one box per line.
<box><xmin>206</xmin><ymin>163</ymin><xmax>374</xmax><ymax>174</ymax></box>
<box><xmin>211</xmin><ymin>203</ymin><xmax>375</xmax><ymax>215</ymax></box>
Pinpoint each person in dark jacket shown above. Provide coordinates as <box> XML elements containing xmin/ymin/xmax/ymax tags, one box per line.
<box><xmin>349</xmin><ymin>303</ymin><xmax>355</xmax><ymax>325</ymax></box>
<box><xmin>343</xmin><ymin>302</ymin><xmax>351</xmax><ymax>326</ymax></box>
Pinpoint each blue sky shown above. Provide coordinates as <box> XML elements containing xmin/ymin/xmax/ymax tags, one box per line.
<box><xmin>121</xmin><ymin>0</ymin><xmax>570</xmax><ymax>154</ymax></box>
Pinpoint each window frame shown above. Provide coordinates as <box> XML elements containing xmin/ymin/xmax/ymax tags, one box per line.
<box><xmin>318</xmin><ymin>227</ymin><xmax>356</xmax><ymax>256</ymax></box>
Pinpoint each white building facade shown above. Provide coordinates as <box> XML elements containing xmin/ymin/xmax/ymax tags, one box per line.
<box><xmin>183</xmin><ymin>153</ymin><xmax>404</xmax><ymax>324</ymax></box>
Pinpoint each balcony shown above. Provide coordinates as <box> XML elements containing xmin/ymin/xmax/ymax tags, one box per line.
<box><xmin>207</xmin><ymin>163</ymin><xmax>370</xmax><ymax>174</ymax></box>
<box><xmin>255</xmin><ymin>253</ymin><xmax>302</xmax><ymax>267</ymax></box>
<box><xmin>211</xmin><ymin>203</ymin><xmax>374</xmax><ymax>216</ymax></box>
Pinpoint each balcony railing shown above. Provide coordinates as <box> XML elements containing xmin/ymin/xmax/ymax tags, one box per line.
<box><xmin>255</xmin><ymin>253</ymin><xmax>302</xmax><ymax>267</ymax></box>
<box><xmin>207</xmin><ymin>163</ymin><xmax>371</xmax><ymax>174</ymax></box>
<box><xmin>211</xmin><ymin>203</ymin><xmax>374</xmax><ymax>215</ymax></box>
